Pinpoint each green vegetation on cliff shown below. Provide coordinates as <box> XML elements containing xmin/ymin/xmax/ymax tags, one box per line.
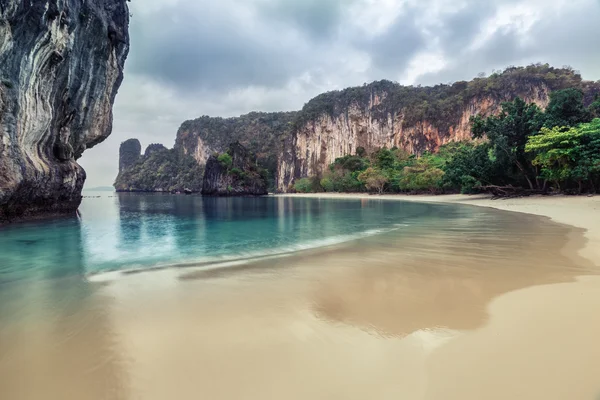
<box><xmin>114</xmin><ymin>146</ymin><xmax>204</xmax><ymax>192</ymax></box>
<box><xmin>202</xmin><ymin>143</ymin><xmax>268</xmax><ymax>196</ymax></box>
<box><xmin>115</xmin><ymin>64</ymin><xmax>600</xmax><ymax>195</ymax></box>
<box><xmin>295</xmin><ymin>88</ymin><xmax>600</xmax><ymax>195</ymax></box>
<box><xmin>292</xmin><ymin>64</ymin><xmax>599</xmax><ymax>134</ymax></box>
<box><xmin>177</xmin><ymin>112</ymin><xmax>297</xmax><ymax>190</ymax></box>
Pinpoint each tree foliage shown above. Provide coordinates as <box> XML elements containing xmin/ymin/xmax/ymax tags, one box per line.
<box><xmin>543</xmin><ymin>88</ymin><xmax>592</xmax><ymax>128</ymax></box>
<box><xmin>358</xmin><ymin>168</ymin><xmax>388</xmax><ymax>194</ymax></box>
<box><xmin>526</xmin><ymin>119</ymin><xmax>600</xmax><ymax>192</ymax></box>
<box><xmin>471</xmin><ymin>97</ymin><xmax>544</xmax><ymax>189</ymax></box>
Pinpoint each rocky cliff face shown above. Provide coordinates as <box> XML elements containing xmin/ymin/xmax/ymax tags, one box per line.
<box><xmin>276</xmin><ymin>66</ymin><xmax>600</xmax><ymax>191</ymax></box>
<box><xmin>114</xmin><ymin>139</ymin><xmax>204</xmax><ymax>193</ymax></box>
<box><xmin>176</xmin><ymin>112</ymin><xmax>297</xmax><ymax>189</ymax></box>
<box><xmin>119</xmin><ymin>138</ymin><xmax>141</xmax><ymax>172</ymax></box>
<box><xmin>202</xmin><ymin>142</ymin><xmax>268</xmax><ymax>196</ymax></box>
<box><xmin>0</xmin><ymin>0</ymin><xmax>130</xmax><ymax>221</ymax></box>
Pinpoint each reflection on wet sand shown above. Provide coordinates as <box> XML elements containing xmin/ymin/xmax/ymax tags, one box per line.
<box><xmin>181</xmin><ymin>208</ymin><xmax>592</xmax><ymax>337</ymax></box>
<box><xmin>93</xmin><ymin>207</ymin><xmax>596</xmax><ymax>400</ymax></box>
<box><xmin>0</xmin><ymin>217</ymin><xmax>127</xmax><ymax>400</ymax></box>
<box><xmin>0</xmin><ymin>279</ymin><xmax>127</xmax><ymax>400</ymax></box>
<box><xmin>1</xmin><ymin>204</ymin><xmax>598</xmax><ymax>400</ymax></box>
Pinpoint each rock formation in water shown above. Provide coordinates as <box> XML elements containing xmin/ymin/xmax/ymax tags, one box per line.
<box><xmin>202</xmin><ymin>142</ymin><xmax>268</xmax><ymax>196</ymax></box>
<box><xmin>114</xmin><ymin>140</ymin><xmax>204</xmax><ymax>193</ymax></box>
<box><xmin>0</xmin><ymin>0</ymin><xmax>130</xmax><ymax>221</ymax></box>
<box><xmin>118</xmin><ymin>138</ymin><xmax>141</xmax><ymax>172</ymax></box>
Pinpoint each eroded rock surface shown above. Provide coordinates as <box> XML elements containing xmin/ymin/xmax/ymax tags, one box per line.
<box><xmin>0</xmin><ymin>0</ymin><xmax>129</xmax><ymax>221</ymax></box>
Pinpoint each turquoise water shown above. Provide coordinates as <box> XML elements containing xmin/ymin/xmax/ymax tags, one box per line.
<box><xmin>0</xmin><ymin>193</ymin><xmax>464</xmax><ymax>284</ymax></box>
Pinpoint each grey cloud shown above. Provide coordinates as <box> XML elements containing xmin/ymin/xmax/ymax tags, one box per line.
<box><xmin>420</xmin><ymin>0</ymin><xmax>600</xmax><ymax>85</ymax></box>
<box><xmin>435</xmin><ymin>2</ymin><xmax>494</xmax><ymax>53</ymax></box>
<box><xmin>524</xmin><ymin>3</ymin><xmax>600</xmax><ymax>79</ymax></box>
<box><xmin>258</xmin><ymin>0</ymin><xmax>353</xmax><ymax>39</ymax></box>
<box><xmin>359</xmin><ymin>11</ymin><xmax>425</xmax><ymax>74</ymax></box>
<box><xmin>128</xmin><ymin>4</ymin><xmax>306</xmax><ymax>91</ymax></box>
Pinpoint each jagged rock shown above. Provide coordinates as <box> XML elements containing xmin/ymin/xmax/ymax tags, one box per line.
<box><xmin>144</xmin><ymin>143</ymin><xmax>167</xmax><ymax>157</ymax></box>
<box><xmin>0</xmin><ymin>0</ymin><xmax>130</xmax><ymax>221</ymax></box>
<box><xmin>119</xmin><ymin>139</ymin><xmax>141</xmax><ymax>172</ymax></box>
<box><xmin>202</xmin><ymin>142</ymin><xmax>268</xmax><ymax>196</ymax></box>
<box><xmin>114</xmin><ymin>139</ymin><xmax>204</xmax><ymax>193</ymax></box>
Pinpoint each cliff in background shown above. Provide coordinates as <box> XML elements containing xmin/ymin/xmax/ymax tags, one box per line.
<box><xmin>202</xmin><ymin>142</ymin><xmax>268</xmax><ymax>196</ymax></box>
<box><xmin>0</xmin><ymin>0</ymin><xmax>130</xmax><ymax>221</ymax></box>
<box><xmin>276</xmin><ymin>65</ymin><xmax>600</xmax><ymax>191</ymax></box>
<box><xmin>114</xmin><ymin>139</ymin><xmax>204</xmax><ymax>193</ymax></box>
<box><xmin>176</xmin><ymin>111</ymin><xmax>297</xmax><ymax>189</ymax></box>
<box><xmin>114</xmin><ymin>65</ymin><xmax>600</xmax><ymax>194</ymax></box>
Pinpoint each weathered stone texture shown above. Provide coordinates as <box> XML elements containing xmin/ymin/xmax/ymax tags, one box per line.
<box><xmin>0</xmin><ymin>0</ymin><xmax>129</xmax><ymax>221</ymax></box>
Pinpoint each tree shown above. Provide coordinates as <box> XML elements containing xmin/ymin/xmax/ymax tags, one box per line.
<box><xmin>358</xmin><ymin>168</ymin><xmax>388</xmax><ymax>194</ymax></box>
<box><xmin>372</xmin><ymin>148</ymin><xmax>395</xmax><ymax>170</ymax></box>
<box><xmin>471</xmin><ymin>97</ymin><xmax>544</xmax><ymax>189</ymax></box>
<box><xmin>398</xmin><ymin>166</ymin><xmax>445</xmax><ymax>193</ymax></box>
<box><xmin>320</xmin><ymin>177</ymin><xmax>335</xmax><ymax>192</ymax></box>
<box><xmin>543</xmin><ymin>88</ymin><xmax>591</xmax><ymax>128</ymax></box>
<box><xmin>526</xmin><ymin>119</ymin><xmax>600</xmax><ymax>192</ymax></box>
<box><xmin>442</xmin><ymin>143</ymin><xmax>494</xmax><ymax>193</ymax></box>
<box><xmin>217</xmin><ymin>153</ymin><xmax>233</xmax><ymax>168</ymax></box>
<box><xmin>589</xmin><ymin>98</ymin><xmax>600</xmax><ymax>119</ymax></box>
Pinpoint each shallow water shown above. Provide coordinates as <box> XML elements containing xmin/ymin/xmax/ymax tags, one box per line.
<box><xmin>0</xmin><ymin>193</ymin><xmax>595</xmax><ymax>399</ymax></box>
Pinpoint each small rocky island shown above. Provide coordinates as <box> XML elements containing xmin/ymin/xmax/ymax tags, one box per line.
<box><xmin>114</xmin><ymin>139</ymin><xmax>204</xmax><ymax>193</ymax></box>
<box><xmin>115</xmin><ymin>140</ymin><xmax>268</xmax><ymax>196</ymax></box>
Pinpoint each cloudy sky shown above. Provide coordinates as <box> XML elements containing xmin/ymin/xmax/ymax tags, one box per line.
<box><xmin>80</xmin><ymin>0</ymin><xmax>600</xmax><ymax>188</ymax></box>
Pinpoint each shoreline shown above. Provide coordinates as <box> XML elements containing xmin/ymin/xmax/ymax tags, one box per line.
<box><xmin>274</xmin><ymin>193</ymin><xmax>600</xmax><ymax>399</ymax></box>
<box><xmin>275</xmin><ymin>193</ymin><xmax>600</xmax><ymax>266</ymax></box>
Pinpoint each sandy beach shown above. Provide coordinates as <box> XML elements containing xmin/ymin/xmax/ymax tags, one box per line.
<box><xmin>276</xmin><ymin>193</ymin><xmax>600</xmax><ymax>399</ymax></box>
<box><xmin>2</xmin><ymin>194</ymin><xmax>599</xmax><ymax>400</ymax></box>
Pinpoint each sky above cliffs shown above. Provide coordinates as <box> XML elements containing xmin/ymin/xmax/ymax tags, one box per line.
<box><xmin>81</xmin><ymin>0</ymin><xmax>600</xmax><ymax>187</ymax></box>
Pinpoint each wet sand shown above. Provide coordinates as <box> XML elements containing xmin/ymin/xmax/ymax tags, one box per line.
<box><xmin>2</xmin><ymin>196</ymin><xmax>600</xmax><ymax>399</ymax></box>
<box><xmin>280</xmin><ymin>194</ymin><xmax>600</xmax><ymax>399</ymax></box>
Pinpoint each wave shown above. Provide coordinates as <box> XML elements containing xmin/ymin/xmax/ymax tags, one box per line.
<box><xmin>87</xmin><ymin>225</ymin><xmax>406</xmax><ymax>282</ymax></box>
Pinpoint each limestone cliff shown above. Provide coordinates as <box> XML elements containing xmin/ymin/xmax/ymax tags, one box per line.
<box><xmin>176</xmin><ymin>111</ymin><xmax>297</xmax><ymax>189</ymax></box>
<box><xmin>202</xmin><ymin>142</ymin><xmax>268</xmax><ymax>196</ymax></box>
<box><xmin>114</xmin><ymin>140</ymin><xmax>204</xmax><ymax>193</ymax></box>
<box><xmin>119</xmin><ymin>138</ymin><xmax>141</xmax><ymax>172</ymax></box>
<box><xmin>0</xmin><ymin>0</ymin><xmax>129</xmax><ymax>221</ymax></box>
<box><xmin>276</xmin><ymin>65</ymin><xmax>600</xmax><ymax>191</ymax></box>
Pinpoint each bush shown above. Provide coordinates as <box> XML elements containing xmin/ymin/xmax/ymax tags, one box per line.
<box><xmin>294</xmin><ymin>177</ymin><xmax>322</xmax><ymax>193</ymax></box>
<box><xmin>218</xmin><ymin>153</ymin><xmax>233</xmax><ymax>168</ymax></box>
<box><xmin>320</xmin><ymin>177</ymin><xmax>335</xmax><ymax>192</ymax></box>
